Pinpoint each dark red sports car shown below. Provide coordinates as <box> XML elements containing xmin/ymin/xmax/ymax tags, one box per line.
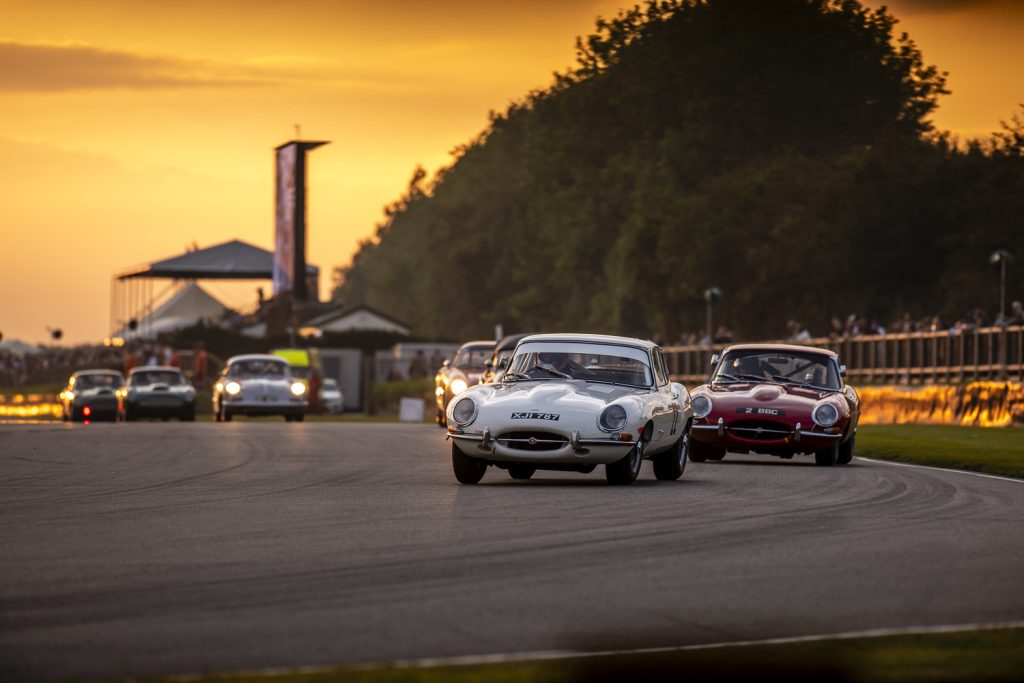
<box><xmin>689</xmin><ymin>344</ymin><xmax>859</xmax><ymax>466</ymax></box>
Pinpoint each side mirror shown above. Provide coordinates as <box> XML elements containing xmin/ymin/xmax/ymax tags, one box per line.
<box><xmin>499</xmin><ymin>358</ymin><xmax>509</xmax><ymax>370</ymax></box>
<box><xmin>839</xmin><ymin>364</ymin><xmax>847</xmax><ymax>378</ymax></box>
<box><xmin>710</xmin><ymin>353</ymin><xmax>720</xmax><ymax>367</ymax></box>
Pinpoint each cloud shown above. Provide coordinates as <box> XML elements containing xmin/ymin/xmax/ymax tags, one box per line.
<box><xmin>0</xmin><ymin>40</ymin><xmax>274</xmax><ymax>92</ymax></box>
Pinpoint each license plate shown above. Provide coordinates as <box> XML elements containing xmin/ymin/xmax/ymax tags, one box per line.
<box><xmin>511</xmin><ymin>412</ymin><xmax>560</xmax><ymax>421</ymax></box>
<box><xmin>736</xmin><ymin>407</ymin><xmax>785</xmax><ymax>416</ymax></box>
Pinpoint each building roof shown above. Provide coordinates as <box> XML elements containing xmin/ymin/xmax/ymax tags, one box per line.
<box><xmin>115</xmin><ymin>283</ymin><xmax>227</xmax><ymax>340</ymax></box>
<box><xmin>303</xmin><ymin>305</ymin><xmax>410</xmax><ymax>335</ymax></box>
<box><xmin>117</xmin><ymin>239</ymin><xmax>318</xmax><ymax>280</ymax></box>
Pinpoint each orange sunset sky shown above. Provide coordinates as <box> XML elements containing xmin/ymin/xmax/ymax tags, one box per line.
<box><xmin>2</xmin><ymin>0</ymin><xmax>1023</xmax><ymax>345</ymax></box>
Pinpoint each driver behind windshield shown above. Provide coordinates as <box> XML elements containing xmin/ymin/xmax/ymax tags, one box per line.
<box><xmin>533</xmin><ymin>352</ymin><xmax>588</xmax><ymax>379</ymax></box>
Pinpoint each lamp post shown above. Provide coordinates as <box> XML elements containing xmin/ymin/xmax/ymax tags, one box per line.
<box><xmin>704</xmin><ymin>287</ymin><xmax>723</xmax><ymax>345</ymax></box>
<box><xmin>990</xmin><ymin>250</ymin><xmax>1013</xmax><ymax>322</ymax></box>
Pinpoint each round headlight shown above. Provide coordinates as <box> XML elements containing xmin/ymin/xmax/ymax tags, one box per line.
<box><xmin>450</xmin><ymin>378</ymin><xmax>468</xmax><ymax>395</ymax></box>
<box><xmin>225</xmin><ymin>381</ymin><xmax>241</xmax><ymax>395</ymax></box>
<box><xmin>451</xmin><ymin>397</ymin><xmax>477</xmax><ymax>426</ymax></box>
<box><xmin>599</xmin><ymin>404</ymin><xmax>628</xmax><ymax>432</ymax></box>
<box><xmin>812</xmin><ymin>402</ymin><xmax>839</xmax><ymax>427</ymax></box>
<box><xmin>692</xmin><ymin>395</ymin><xmax>713</xmax><ymax>419</ymax></box>
<box><xmin>290</xmin><ymin>381</ymin><xmax>306</xmax><ymax>396</ymax></box>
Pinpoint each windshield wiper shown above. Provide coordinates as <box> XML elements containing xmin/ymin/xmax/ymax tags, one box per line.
<box><xmin>533</xmin><ymin>363</ymin><xmax>571</xmax><ymax>379</ymax></box>
<box><xmin>772</xmin><ymin>375</ymin><xmax>833</xmax><ymax>392</ymax></box>
<box><xmin>502</xmin><ymin>371</ymin><xmax>532</xmax><ymax>382</ymax></box>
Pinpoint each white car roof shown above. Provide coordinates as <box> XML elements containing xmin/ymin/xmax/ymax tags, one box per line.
<box><xmin>128</xmin><ymin>366</ymin><xmax>182</xmax><ymax>374</ymax></box>
<box><xmin>518</xmin><ymin>333</ymin><xmax>657</xmax><ymax>351</ymax></box>
<box><xmin>226</xmin><ymin>354</ymin><xmax>290</xmax><ymax>364</ymax></box>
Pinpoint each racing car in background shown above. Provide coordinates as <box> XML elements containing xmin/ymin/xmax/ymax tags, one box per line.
<box><xmin>689</xmin><ymin>344</ymin><xmax>859</xmax><ymax>466</ymax></box>
<box><xmin>435</xmin><ymin>340</ymin><xmax>494</xmax><ymax>426</ymax></box>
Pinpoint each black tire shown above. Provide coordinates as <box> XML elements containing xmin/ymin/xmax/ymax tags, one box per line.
<box><xmin>284</xmin><ymin>414</ymin><xmax>294</xmax><ymax>422</ymax></box>
<box><xmin>124</xmin><ymin>407</ymin><xmax>138</xmax><ymax>422</ymax></box>
<box><xmin>690</xmin><ymin>439</ymin><xmax>725</xmax><ymax>463</ymax></box>
<box><xmin>508</xmin><ymin>464</ymin><xmax>536</xmax><ymax>480</ymax></box>
<box><xmin>293</xmin><ymin>413</ymin><xmax>305</xmax><ymax>422</ymax></box>
<box><xmin>606</xmin><ymin>439</ymin><xmax>644</xmax><ymax>485</ymax></box>
<box><xmin>653</xmin><ymin>430</ymin><xmax>689</xmax><ymax>481</ymax></box>
<box><xmin>437</xmin><ymin>408</ymin><xmax>447</xmax><ymax>428</ymax></box>
<box><xmin>815</xmin><ymin>443</ymin><xmax>838</xmax><ymax>466</ymax></box>
<box><xmin>214</xmin><ymin>402</ymin><xmax>223</xmax><ymax>422</ymax></box>
<box><xmin>222</xmin><ymin>409</ymin><xmax>233</xmax><ymax>422</ymax></box>
<box><xmin>452</xmin><ymin>442</ymin><xmax>487</xmax><ymax>484</ymax></box>
<box><xmin>837</xmin><ymin>434</ymin><xmax>855</xmax><ymax>465</ymax></box>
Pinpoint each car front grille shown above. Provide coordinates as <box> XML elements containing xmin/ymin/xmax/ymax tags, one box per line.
<box><xmin>497</xmin><ymin>431</ymin><xmax>568</xmax><ymax>451</ymax></box>
<box><xmin>727</xmin><ymin>420</ymin><xmax>793</xmax><ymax>441</ymax></box>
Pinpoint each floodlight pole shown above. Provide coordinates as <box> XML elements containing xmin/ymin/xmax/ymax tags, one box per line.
<box><xmin>990</xmin><ymin>250</ymin><xmax>1012</xmax><ymax>321</ymax></box>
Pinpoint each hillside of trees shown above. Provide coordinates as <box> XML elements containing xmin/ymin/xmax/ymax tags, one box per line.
<box><xmin>333</xmin><ymin>0</ymin><xmax>1024</xmax><ymax>342</ymax></box>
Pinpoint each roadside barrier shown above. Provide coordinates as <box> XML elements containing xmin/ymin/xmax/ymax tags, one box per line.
<box><xmin>666</xmin><ymin>325</ymin><xmax>1024</xmax><ymax>386</ymax></box>
<box><xmin>858</xmin><ymin>381</ymin><xmax>1023</xmax><ymax>427</ymax></box>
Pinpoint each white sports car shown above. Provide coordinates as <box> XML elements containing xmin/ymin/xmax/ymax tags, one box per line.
<box><xmin>213</xmin><ymin>354</ymin><xmax>308</xmax><ymax>422</ymax></box>
<box><xmin>446</xmin><ymin>334</ymin><xmax>693</xmax><ymax>485</ymax></box>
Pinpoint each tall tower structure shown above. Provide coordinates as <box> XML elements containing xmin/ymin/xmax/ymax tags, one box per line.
<box><xmin>274</xmin><ymin>139</ymin><xmax>328</xmax><ymax>302</ymax></box>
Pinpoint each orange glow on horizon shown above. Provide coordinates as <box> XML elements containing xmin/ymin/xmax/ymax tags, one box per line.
<box><xmin>1</xmin><ymin>0</ymin><xmax>1022</xmax><ymax>344</ymax></box>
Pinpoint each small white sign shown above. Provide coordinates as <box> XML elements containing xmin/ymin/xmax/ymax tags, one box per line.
<box><xmin>399</xmin><ymin>397</ymin><xmax>425</xmax><ymax>422</ymax></box>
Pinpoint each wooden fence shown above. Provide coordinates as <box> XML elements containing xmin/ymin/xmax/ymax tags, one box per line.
<box><xmin>665</xmin><ymin>324</ymin><xmax>1024</xmax><ymax>386</ymax></box>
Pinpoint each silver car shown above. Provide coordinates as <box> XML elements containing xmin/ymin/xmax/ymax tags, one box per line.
<box><xmin>59</xmin><ymin>369</ymin><xmax>124</xmax><ymax>422</ymax></box>
<box><xmin>121</xmin><ymin>366</ymin><xmax>196</xmax><ymax>421</ymax></box>
<box><xmin>446</xmin><ymin>334</ymin><xmax>693</xmax><ymax>485</ymax></box>
<box><xmin>213</xmin><ymin>354</ymin><xmax>308</xmax><ymax>422</ymax></box>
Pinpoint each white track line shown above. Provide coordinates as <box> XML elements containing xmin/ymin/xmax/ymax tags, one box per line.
<box><xmin>170</xmin><ymin>620</ymin><xmax>1024</xmax><ymax>679</ymax></box>
<box><xmin>855</xmin><ymin>456</ymin><xmax>1024</xmax><ymax>484</ymax></box>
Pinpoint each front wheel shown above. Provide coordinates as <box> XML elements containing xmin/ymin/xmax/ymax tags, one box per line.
<box><xmin>837</xmin><ymin>434</ymin><xmax>855</xmax><ymax>465</ymax></box>
<box><xmin>606</xmin><ymin>439</ymin><xmax>644</xmax><ymax>485</ymax></box>
<box><xmin>653</xmin><ymin>431</ymin><xmax>689</xmax><ymax>481</ymax></box>
<box><xmin>690</xmin><ymin>439</ymin><xmax>724</xmax><ymax>463</ymax></box>
<box><xmin>815</xmin><ymin>443</ymin><xmax>838</xmax><ymax>466</ymax></box>
<box><xmin>452</xmin><ymin>442</ymin><xmax>487</xmax><ymax>484</ymax></box>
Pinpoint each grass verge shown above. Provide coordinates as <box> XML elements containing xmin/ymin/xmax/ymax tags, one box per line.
<box><xmin>856</xmin><ymin>424</ymin><xmax>1024</xmax><ymax>479</ymax></box>
<box><xmin>131</xmin><ymin>626</ymin><xmax>1024</xmax><ymax>683</ymax></box>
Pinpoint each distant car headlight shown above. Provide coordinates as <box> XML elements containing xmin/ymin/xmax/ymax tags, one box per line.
<box><xmin>599</xmin><ymin>405</ymin><xmax>628</xmax><ymax>432</ymax></box>
<box><xmin>225</xmin><ymin>381</ymin><xmax>241</xmax><ymax>396</ymax></box>
<box><xmin>812</xmin><ymin>402</ymin><xmax>839</xmax><ymax>427</ymax></box>
<box><xmin>290</xmin><ymin>381</ymin><xmax>306</xmax><ymax>396</ymax></box>
<box><xmin>451</xmin><ymin>397</ymin><xmax>477</xmax><ymax>426</ymax></box>
<box><xmin>65</xmin><ymin>391</ymin><xmax>75</xmax><ymax>401</ymax></box>
<box><xmin>450</xmin><ymin>378</ymin><xmax>468</xmax><ymax>395</ymax></box>
<box><xmin>692</xmin><ymin>395</ymin><xmax>713</xmax><ymax>419</ymax></box>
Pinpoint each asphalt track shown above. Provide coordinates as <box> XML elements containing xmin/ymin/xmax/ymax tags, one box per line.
<box><xmin>1</xmin><ymin>422</ymin><xmax>1022</xmax><ymax>682</ymax></box>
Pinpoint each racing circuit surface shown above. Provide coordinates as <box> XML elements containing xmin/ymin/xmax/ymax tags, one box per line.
<box><xmin>1</xmin><ymin>422</ymin><xmax>1022</xmax><ymax>682</ymax></box>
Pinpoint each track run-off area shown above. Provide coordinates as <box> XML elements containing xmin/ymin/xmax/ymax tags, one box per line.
<box><xmin>1</xmin><ymin>422</ymin><xmax>1022</xmax><ymax>682</ymax></box>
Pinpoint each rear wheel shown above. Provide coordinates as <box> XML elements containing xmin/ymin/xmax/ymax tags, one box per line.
<box><xmin>606</xmin><ymin>439</ymin><xmax>644</xmax><ymax>485</ymax></box>
<box><xmin>653</xmin><ymin>430</ymin><xmax>689</xmax><ymax>481</ymax></box>
<box><xmin>452</xmin><ymin>442</ymin><xmax>487</xmax><ymax>484</ymax></box>
<box><xmin>815</xmin><ymin>443</ymin><xmax>838</xmax><ymax>466</ymax></box>
<box><xmin>837</xmin><ymin>434</ymin><xmax>855</xmax><ymax>465</ymax></box>
<box><xmin>508</xmin><ymin>464</ymin><xmax>536</xmax><ymax>480</ymax></box>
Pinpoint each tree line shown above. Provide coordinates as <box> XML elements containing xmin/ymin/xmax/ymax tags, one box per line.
<box><xmin>333</xmin><ymin>0</ymin><xmax>1024</xmax><ymax>343</ymax></box>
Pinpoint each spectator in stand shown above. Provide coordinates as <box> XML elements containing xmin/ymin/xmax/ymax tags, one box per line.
<box><xmin>786</xmin><ymin>320</ymin><xmax>812</xmax><ymax>342</ymax></box>
<box><xmin>429</xmin><ymin>349</ymin><xmax>444</xmax><ymax>374</ymax></box>
<box><xmin>713</xmin><ymin>326</ymin><xmax>733</xmax><ymax>344</ymax></box>
<box><xmin>996</xmin><ymin>301</ymin><xmax>1023</xmax><ymax>326</ymax></box>
<box><xmin>867</xmin><ymin>319</ymin><xmax>886</xmax><ymax>336</ymax></box>
<box><xmin>193</xmin><ymin>342</ymin><xmax>208</xmax><ymax>388</ymax></box>
<box><xmin>829</xmin><ymin>316</ymin><xmax>844</xmax><ymax>340</ymax></box>
<box><xmin>408</xmin><ymin>350</ymin><xmax>426</xmax><ymax>378</ymax></box>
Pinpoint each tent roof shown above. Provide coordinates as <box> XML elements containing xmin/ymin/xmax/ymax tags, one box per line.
<box><xmin>303</xmin><ymin>305</ymin><xmax>410</xmax><ymax>334</ymax></box>
<box><xmin>117</xmin><ymin>239</ymin><xmax>318</xmax><ymax>280</ymax></box>
<box><xmin>116</xmin><ymin>283</ymin><xmax>228</xmax><ymax>339</ymax></box>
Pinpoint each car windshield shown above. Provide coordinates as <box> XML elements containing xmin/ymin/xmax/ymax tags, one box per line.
<box><xmin>228</xmin><ymin>360</ymin><xmax>288</xmax><ymax>379</ymax></box>
<box><xmin>453</xmin><ymin>346</ymin><xmax>493</xmax><ymax>370</ymax></box>
<box><xmin>74</xmin><ymin>373</ymin><xmax>123</xmax><ymax>390</ymax></box>
<box><xmin>289</xmin><ymin>366</ymin><xmax>311</xmax><ymax>380</ymax></box>
<box><xmin>713</xmin><ymin>350</ymin><xmax>841</xmax><ymax>390</ymax></box>
<box><xmin>130</xmin><ymin>370</ymin><xmax>184</xmax><ymax>386</ymax></box>
<box><xmin>505</xmin><ymin>342</ymin><xmax>653</xmax><ymax>387</ymax></box>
